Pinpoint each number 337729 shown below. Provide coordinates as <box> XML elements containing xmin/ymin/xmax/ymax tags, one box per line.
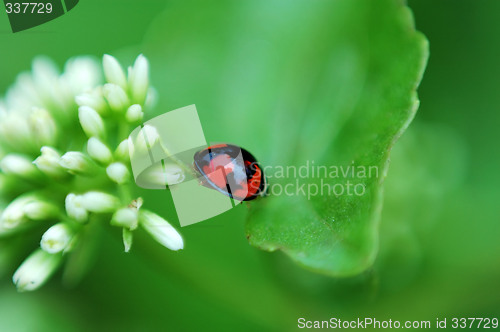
<box><xmin>5</xmin><ymin>2</ymin><xmax>53</xmax><ymax>14</ymax></box>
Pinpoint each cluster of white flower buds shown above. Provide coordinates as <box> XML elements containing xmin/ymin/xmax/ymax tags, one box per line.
<box><xmin>0</xmin><ymin>54</ymin><xmax>183</xmax><ymax>292</ymax></box>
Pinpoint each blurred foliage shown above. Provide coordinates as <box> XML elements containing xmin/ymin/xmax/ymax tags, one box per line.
<box><xmin>0</xmin><ymin>0</ymin><xmax>499</xmax><ymax>331</ymax></box>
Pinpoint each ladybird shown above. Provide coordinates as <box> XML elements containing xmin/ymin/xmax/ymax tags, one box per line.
<box><xmin>193</xmin><ymin>144</ymin><xmax>266</xmax><ymax>201</ymax></box>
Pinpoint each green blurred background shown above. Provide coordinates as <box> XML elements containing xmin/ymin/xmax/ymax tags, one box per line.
<box><xmin>0</xmin><ymin>0</ymin><xmax>499</xmax><ymax>331</ymax></box>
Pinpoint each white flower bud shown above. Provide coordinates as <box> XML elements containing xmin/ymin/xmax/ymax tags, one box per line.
<box><xmin>140</xmin><ymin>163</ymin><xmax>185</xmax><ymax>186</ymax></box>
<box><xmin>103</xmin><ymin>83</ymin><xmax>129</xmax><ymax>112</ymax></box>
<box><xmin>0</xmin><ymin>154</ymin><xmax>41</xmax><ymax>181</ymax></box>
<box><xmin>139</xmin><ymin>210</ymin><xmax>183</xmax><ymax>251</ymax></box>
<box><xmin>23</xmin><ymin>200</ymin><xmax>59</xmax><ymax>220</ymax></box>
<box><xmin>106</xmin><ymin>162</ymin><xmax>130</xmax><ymax>184</ymax></box>
<box><xmin>87</xmin><ymin>137</ymin><xmax>112</xmax><ymax>165</ymax></box>
<box><xmin>59</xmin><ymin>151</ymin><xmax>97</xmax><ymax>176</ymax></box>
<box><xmin>144</xmin><ymin>87</ymin><xmax>158</xmax><ymax>110</ymax></box>
<box><xmin>111</xmin><ymin>207</ymin><xmax>138</xmax><ymax>230</ymax></box>
<box><xmin>63</xmin><ymin>57</ymin><xmax>102</xmax><ymax>93</ymax></box>
<box><xmin>32</xmin><ymin>57</ymin><xmax>60</xmax><ymax>101</ymax></box>
<box><xmin>0</xmin><ymin>194</ymin><xmax>32</xmax><ymax>229</ymax></box>
<box><xmin>123</xmin><ymin>228</ymin><xmax>133</xmax><ymax>253</ymax></box>
<box><xmin>125</xmin><ymin>104</ymin><xmax>143</xmax><ymax>123</ymax></box>
<box><xmin>28</xmin><ymin>108</ymin><xmax>57</xmax><ymax>146</ymax></box>
<box><xmin>103</xmin><ymin>54</ymin><xmax>127</xmax><ymax>90</ymax></box>
<box><xmin>32</xmin><ymin>57</ymin><xmax>73</xmax><ymax>111</ymax></box>
<box><xmin>33</xmin><ymin>146</ymin><xmax>68</xmax><ymax>179</ymax></box>
<box><xmin>40</xmin><ymin>223</ymin><xmax>73</xmax><ymax>254</ymax></box>
<box><xmin>0</xmin><ymin>213</ymin><xmax>23</xmax><ymax>232</ymax></box>
<box><xmin>13</xmin><ymin>249</ymin><xmax>62</xmax><ymax>292</ymax></box>
<box><xmin>0</xmin><ymin>113</ymin><xmax>34</xmax><ymax>153</ymax></box>
<box><xmin>78</xmin><ymin>106</ymin><xmax>105</xmax><ymax>139</ymax></box>
<box><xmin>75</xmin><ymin>87</ymin><xmax>108</xmax><ymax>115</ymax></box>
<box><xmin>128</xmin><ymin>54</ymin><xmax>149</xmax><ymax>104</ymax></box>
<box><xmin>135</xmin><ymin>124</ymin><xmax>160</xmax><ymax>152</ymax></box>
<box><xmin>5</xmin><ymin>73</ymin><xmax>40</xmax><ymax>110</ymax></box>
<box><xmin>166</xmin><ymin>163</ymin><xmax>186</xmax><ymax>185</ymax></box>
<box><xmin>114</xmin><ymin>139</ymin><xmax>130</xmax><ymax>162</ymax></box>
<box><xmin>81</xmin><ymin>191</ymin><xmax>120</xmax><ymax>213</ymax></box>
<box><xmin>65</xmin><ymin>193</ymin><xmax>88</xmax><ymax>223</ymax></box>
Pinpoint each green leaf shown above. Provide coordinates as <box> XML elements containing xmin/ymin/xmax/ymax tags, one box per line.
<box><xmin>244</xmin><ymin>0</ymin><xmax>428</xmax><ymax>276</ymax></box>
<box><xmin>141</xmin><ymin>0</ymin><xmax>428</xmax><ymax>276</ymax></box>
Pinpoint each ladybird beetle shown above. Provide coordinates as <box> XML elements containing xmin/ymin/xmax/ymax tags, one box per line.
<box><xmin>193</xmin><ymin>144</ymin><xmax>266</xmax><ymax>201</ymax></box>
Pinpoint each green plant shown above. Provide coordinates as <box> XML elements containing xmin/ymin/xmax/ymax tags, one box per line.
<box><xmin>0</xmin><ymin>55</ymin><xmax>183</xmax><ymax>291</ymax></box>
